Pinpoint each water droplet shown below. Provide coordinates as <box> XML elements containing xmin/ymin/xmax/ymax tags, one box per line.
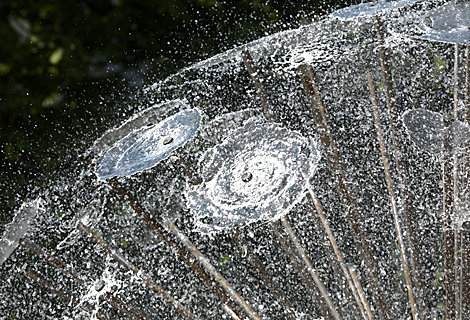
<box><xmin>462</xmin><ymin>221</ymin><xmax>470</xmax><ymax>230</ymax></box>
<box><xmin>241</xmin><ymin>172</ymin><xmax>253</xmax><ymax>182</ymax></box>
<box><xmin>95</xmin><ymin>280</ymin><xmax>105</xmax><ymax>292</ymax></box>
<box><xmin>201</xmin><ymin>216</ymin><xmax>214</xmax><ymax>225</ymax></box>
<box><xmin>162</xmin><ymin>136</ymin><xmax>174</xmax><ymax>145</ymax></box>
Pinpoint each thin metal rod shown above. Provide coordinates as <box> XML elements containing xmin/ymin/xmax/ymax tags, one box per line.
<box><xmin>460</xmin><ymin>222</ymin><xmax>470</xmax><ymax>319</ymax></box>
<box><xmin>269</xmin><ymin>220</ymin><xmax>334</xmax><ymax>320</ymax></box>
<box><xmin>242</xmin><ymin>50</ymin><xmax>341</xmax><ymax>319</ymax></box>
<box><xmin>374</xmin><ymin>15</ymin><xmax>395</xmax><ymax>123</ymax></box>
<box><xmin>76</xmin><ymin>223</ymin><xmax>197</xmax><ymax>320</ymax></box>
<box><xmin>164</xmin><ymin>221</ymin><xmax>262</xmax><ymax>320</ymax></box>
<box><xmin>298</xmin><ymin>63</ymin><xmax>391</xmax><ymax>320</ymax></box>
<box><xmin>455</xmin><ymin>43</ymin><xmax>460</xmax><ymax>117</ymax></box>
<box><xmin>456</xmin><ymin>229</ymin><xmax>462</xmax><ymax>320</ymax></box>
<box><xmin>442</xmin><ymin>43</ymin><xmax>460</xmax><ymax>320</ymax></box>
<box><xmin>229</xmin><ymin>230</ymin><xmax>297</xmax><ymax>320</ymax></box>
<box><xmin>176</xmin><ymin>149</ymin><xmax>202</xmax><ymax>185</ymax></box>
<box><xmin>443</xmin><ymin>111</ymin><xmax>457</xmax><ymax>320</ymax></box>
<box><xmin>462</xmin><ymin>45</ymin><xmax>470</xmax><ymax>320</ymax></box>
<box><xmin>305</xmin><ymin>185</ymin><xmax>366</xmax><ymax>320</ymax></box>
<box><xmin>223</xmin><ymin>304</ymin><xmax>242</xmax><ymax>320</ymax></box>
<box><xmin>367</xmin><ymin>72</ymin><xmax>417</xmax><ymax>319</ymax></box>
<box><xmin>22</xmin><ymin>266</ymin><xmax>112</xmax><ymax>320</ymax></box>
<box><xmin>20</xmin><ymin>238</ymin><xmax>152</xmax><ymax>320</ymax></box>
<box><xmin>466</xmin><ymin>45</ymin><xmax>470</xmax><ymax>121</ymax></box>
<box><xmin>453</xmin><ymin>43</ymin><xmax>463</xmax><ymax>320</ymax></box>
<box><xmin>241</xmin><ymin>49</ymin><xmax>276</xmax><ymax>122</ymax></box>
<box><xmin>305</xmin><ymin>190</ymin><xmax>372</xmax><ymax>320</ymax></box>
<box><xmin>176</xmin><ymin>140</ymin><xmax>295</xmax><ymax>319</ymax></box>
<box><xmin>349</xmin><ymin>265</ymin><xmax>374</xmax><ymax>320</ymax></box>
<box><xmin>280</xmin><ymin>215</ymin><xmax>343</xmax><ymax>320</ymax></box>
<box><xmin>374</xmin><ymin>15</ymin><xmax>428</xmax><ymax>320</ymax></box>
<box><xmin>306</xmin><ymin>70</ymin><xmax>368</xmax><ymax>320</ymax></box>
<box><xmin>107</xmin><ymin>178</ymin><xmax>248</xmax><ymax>320</ymax></box>
<box><xmin>305</xmin><ymin>66</ymin><xmax>339</xmax><ymax>156</ymax></box>
<box><xmin>21</xmin><ymin>238</ymin><xmax>85</xmax><ymax>284</ymax></box>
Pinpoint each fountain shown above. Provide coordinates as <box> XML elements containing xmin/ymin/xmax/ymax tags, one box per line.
<box><xmin>2</xmin><ymin>1</ymin><xmax>470</xmax><ymax>320</ymax></box>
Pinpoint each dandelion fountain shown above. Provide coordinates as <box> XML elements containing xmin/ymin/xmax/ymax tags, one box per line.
<box><xmin>2</xmin><ymin>1</ymin><xmax>470</xmax><ymax>320</ymax></box>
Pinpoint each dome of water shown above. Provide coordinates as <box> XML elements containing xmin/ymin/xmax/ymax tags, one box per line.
<box><xmin>2</xmin><ymin>1</ymin><xmax>469</xmax><ymax>320</ymax></box>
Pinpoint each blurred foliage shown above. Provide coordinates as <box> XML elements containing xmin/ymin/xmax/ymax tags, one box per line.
<box><xmin>0</xmin><ymin>0</ymin><xmax>355</xmax><ymax>222</ymax></box>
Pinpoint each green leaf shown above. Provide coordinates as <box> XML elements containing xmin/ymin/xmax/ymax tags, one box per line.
<box><xmin>49</xmin><ymin>47</ymin><xmax>64</xmax><ymax>65</ymax></box>
<box><xmin>433</xmin><ymin>53</ymin><xmax>446</xmax><ymax>76</ymax></box>
<box><xmin>42</xmin><ymin>92</ymin><xmax>63</xmax><ymax>107</ymax></box>
<box><xmin>0</xmin><ymin>63</ymin><xmax>11</xmax><ymax>75</ymax></box>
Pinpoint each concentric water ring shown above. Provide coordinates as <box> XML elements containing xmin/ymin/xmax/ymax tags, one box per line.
<box><xmin>187</xmin><ymin>120</ymin><xmax>319</xmax><ymax>234</ymax></box>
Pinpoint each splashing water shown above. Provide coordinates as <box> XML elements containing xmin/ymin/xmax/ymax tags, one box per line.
<box><xmin>3</xmin><ymin>1</ymin><xmax>470</xmax><ymax>319</ymax></box>
<box><xmin>0</xmin><ymin>199</ymin><xmax>42</xmax><ymax>265</ymax></box>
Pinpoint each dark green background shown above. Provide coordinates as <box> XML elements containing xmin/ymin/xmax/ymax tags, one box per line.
<box><xmin>0</xmin><ymin>0</ymin><xmax>355</xmax><ymax>224</ymax></box>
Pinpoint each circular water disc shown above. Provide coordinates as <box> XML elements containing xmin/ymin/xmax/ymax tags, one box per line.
<box><xmin>89</xmin><ymin>100</ymin><xmax>183</xmax><ymax>158</ymax></box>
<box><xmin>416</xmin><ymin>2</ymin><xmax>470</xmax><ymax>45</ymax></box>
<box><xmin>187</xmin><ymin>120</ymin><xmax>319</xmax><ymax>234</ymax></box>
<box><xmin>402</xmin><ymin>108</ymin><xmax>445</xmax><ymax>154</ymax></box>
<box><xmin>331</xmin><ymin>0</ymin><xmax>420</xmax><ymax>20</ymax></box>
<box><xmin>402</xmin><ymin>108</ymin><xmax>470</xmax><ymax>154</ymax></box>
<box><xmin>95</xmin><ymin>108</ymin><xmax>201</xmax><ymax>180</ymax></box>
